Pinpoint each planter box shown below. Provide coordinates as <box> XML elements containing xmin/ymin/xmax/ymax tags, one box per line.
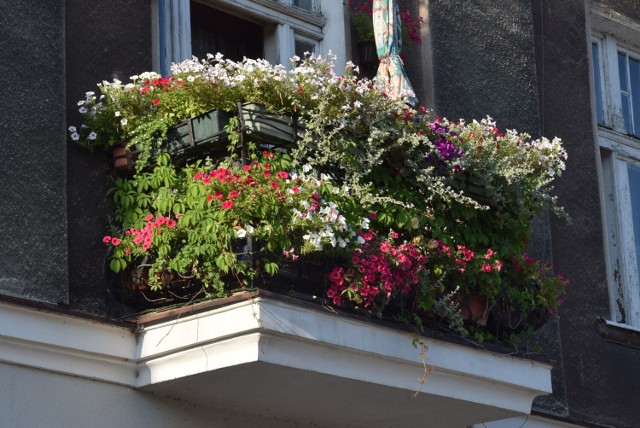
<box><xmin>240</xmin><ymin>102</ymin><xmax>301</xmax><ymax>148</ymax></box>
<box><xmin>164</xmin><ymin>109</ymin><xmax>232</xmax><ymax>163</ymax></box>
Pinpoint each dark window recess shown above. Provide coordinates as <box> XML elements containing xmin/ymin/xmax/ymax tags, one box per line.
<box><xmin>293</xmin><ymin>0</ymin><xmax>313</xmax><ymax>11</ymax></box>
<box><xmin>295</xmin><ymin>40</ymin><xmax>315</xmax><ymax>58</ymax></box>
<box><xmin>190</xmin><ymin>1</ymin><xmax>264</xmax><ymax>61</ymax></box>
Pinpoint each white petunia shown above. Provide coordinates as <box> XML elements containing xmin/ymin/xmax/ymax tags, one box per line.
<box><xmin>236</xmin><ymin>228</ymin><xmax>247</xmax><ymax>238</ymax></box>
<box><xmin>70</xmin><ymin>132</ymin><xmax>80</xmax><ymax>141</ymax></box>
<box><xmin>77</xmin><ymin>100</ymin><xmax>85</xmax><ymax>106</ymax></box>
<box><xmin>114</xmin><ymin>111</ymin><xmax>121</xmax><ymax>117</ymax></box>
<box><xmin>245</xmin><ymin>225</ymin><xmax>255</xmax><ymax>235</ymax></box>
<box><xmin>120</xmin><ymin>118</ymin><xmax>128</xmax><ymax>126</ymax></box>
<box><xmin>87</xmin><ymin>132</ymin><xmax>97</xmax><ymax>140</ymax></box>
<box><xmin>78</xmin><ymin>107</ymin><xmax>87</xmax><ymax>114</ymax></box>
<box><xmin>68</xmin><ymin>126</ymin><xmax>77</xmax><ymax>132</ymax></box>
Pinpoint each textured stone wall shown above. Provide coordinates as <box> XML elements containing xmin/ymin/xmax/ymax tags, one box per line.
<box><xmin>0</xmin><ymin>1</ymin><xmax>68</xmax><ymax>304</ymax></box>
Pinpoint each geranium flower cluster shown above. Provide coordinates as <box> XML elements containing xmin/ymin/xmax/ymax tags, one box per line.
<box><xmin>326</xmin><ymin>230</ymin><xmax>426</xmax><ymax>310</ymax></box>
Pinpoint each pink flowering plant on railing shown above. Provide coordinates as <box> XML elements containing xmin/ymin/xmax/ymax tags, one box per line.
<box><xmin>327</xmin><ymin>229</ymin><xmax>427</xmax><ymax>313</ymax></box>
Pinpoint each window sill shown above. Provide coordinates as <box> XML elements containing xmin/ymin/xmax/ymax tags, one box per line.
<box><xmin>598</xmin><ymin>318</ymin><xmax>640</xmax><ymax>349</ymax></box>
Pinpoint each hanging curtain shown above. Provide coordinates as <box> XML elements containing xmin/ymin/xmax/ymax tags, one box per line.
<box><xmin>372</xmin><ymin>0</ymin><xmax>416</xmax><ymax>104</ymax></box>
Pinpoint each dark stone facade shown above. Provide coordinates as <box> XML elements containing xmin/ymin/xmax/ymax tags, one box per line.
<box><xmin>0</xmin><ymin>1</ymin><xmax>68</xmax><ymax>304</ymax></box>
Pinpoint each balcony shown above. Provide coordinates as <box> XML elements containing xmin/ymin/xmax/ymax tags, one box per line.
<box><xmin>0</xmin><ymin>292</ymin><xmax>551</xmax><ymax>427</ymax></box>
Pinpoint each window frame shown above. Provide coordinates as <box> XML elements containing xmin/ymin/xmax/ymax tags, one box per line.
<box><xmin>591</xmin><ymin>13</ymin><xmax>640</xmax><ymax>326</ymax></box>
<box><xmin>153</xmin><ymin>0</ymin><xmax>326</xmax><ymax>76</ymax></box>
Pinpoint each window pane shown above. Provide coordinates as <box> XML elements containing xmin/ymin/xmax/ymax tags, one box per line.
<box><xmin>619</xmin><ymin>52</ymin><xmax>633</xmax><ymax>134</ymax></box>
<box><xmin>293</xmin><ymin>0</ymin><xmax>314</xmax><ymax>11</ymax></box>
<box><xmin>628</xmin><ymin>164</ymin><xmax>640</xmax><ymax>282</ymax></box>
<box><xmin>592</xmin><ymin>42</ymin><xmax>605</xmax><ymax>125</ymax></box>
<box><xmin>630</xmin><ymin>57</ymin><xmax>640</xmax><ymax>137</ymax></box>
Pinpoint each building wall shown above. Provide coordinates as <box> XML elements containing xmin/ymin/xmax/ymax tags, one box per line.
<box><xmin>532</xmin><ymin>1</ymin><xmax>640</xmax><ymax>427</ymax></box>
<box><xmin>0</xmin><ymin>362</ymin><xmax>309</xmax><ymax>428</ymax></box>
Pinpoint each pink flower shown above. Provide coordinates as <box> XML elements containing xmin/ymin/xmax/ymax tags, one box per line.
<box><xmin>221</xmin><ymin>200</ymin><xmax>234</xmax><ymax>209</ymax></box>
<box><xmin>481</xmin><ymin>264</ymin><xmax>493</xmax><ymax>272</ymax></box>
<box><xmin>102</xmin><ymin>236</ymin><xmax>112</xmax><ymax>243</ymax></box>
<box><xmin>291</xmin><ymin>186</ymin><xmax>300</xmax><ymax>194</ymax></box>
<box><xmin>270</xmin><ymin>181</ymin><xmax>279</xmax><ymax>189</ymax></box>
<box><xmin>277</xmin><ymin>171</ymin><xmax>289</xmax><ymax>180</ymax></box>
<box><xmin>153</xmin><ymin>99</ymin><xmax>160</xmax><ymax>106</ymax></box>
<box><xmin>214</xmin><ymin>192</ymin><xmax>224</xmax><ymax>199</ymax></box>
<box><xmin>243</xmin><ymin>165</ymin><xmax>251</xmax><ymax>172</ymax></box>
<box><xmin>228</xmin><ymin>190</ymin><xmax>239</xmax><ymax>199</ymax></box>
<box><xmin>207</xmin><ymin>194</ymin><xmax>213</xmax><ymax>202</ymax></box>
<box><xmin>111</xmin><ymin>237</ymin><xmax>121</xmax><ymax>246</ymax></box>
<box><xmin>144</xmin><ymin>213</ymin><xmax>154</xmax><ymax>221</ymax></box>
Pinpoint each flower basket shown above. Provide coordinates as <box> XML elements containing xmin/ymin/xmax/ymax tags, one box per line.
<box><xmin>109</xmin><ymin>264</ymin><xmax>206</xmax><ymax>311</ymax></box>
<box><xmin>240</xmin><ymin>102</ymin><xmax>302</xmax><ymax>148</ymax></box>
<box><xmin>164</xmin><ymin>109</ymin><xmax>232</xmax><ymax>163</ymax></box>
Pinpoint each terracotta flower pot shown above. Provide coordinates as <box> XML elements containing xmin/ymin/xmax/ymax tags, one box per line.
<box><xmin>459</xmin><ymin>294</ymin><xmax>490</xmax><ymax>327</ymax></box>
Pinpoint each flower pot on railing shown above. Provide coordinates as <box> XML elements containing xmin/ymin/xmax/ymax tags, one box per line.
<box><xmin>164</xmin><ymin>109</ymin><xmax>232</xmax><ymax>164</ymax></box>
<box><xmin>240</xmin><ymin>102</ymin><xmax>302</xmax><ymax>149</ymax></box>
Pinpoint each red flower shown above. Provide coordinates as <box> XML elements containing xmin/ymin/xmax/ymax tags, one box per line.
<box><xmin>221</xmin><ymin>200</ymin><xmax>234</xmax><ymax>209</ymax></box>
<box><xmin>291</xmin><ymin>186</ymin><xmax>300</xmax><ymax>194</ymax></box>
<box><xmin>277</xmin><ymin>171</ymin><xmax>289</xmax><ymax>180</ymax></box>
<box><xmin>214</xmin><ymin>192</ymin><xmax>224</xmax><ymax>199</ymax></box>
<box><xmin>207</xmin><ymin>194</ymin><xmax>213</xmax><ymax>202</ymax></box>
<box><xmin>243</xmin><ymin>165</ymin><xmax>251</xmax><ymax>172</ymax></box>
<box><xmin>228</xmin><ymin>190</ymin><xmax>239</xmax><ymax>199</ymax></box>
<box><xmin>111</xmin><ymin>237</ymin><xmax>121</xmax><ymax>246</ymax></box>
<box><xmin>270</xmin><ymin>181</ymin><xmax>279</xmax><ymax>189</ymax></box>
<box><xmin>153</xmin><ymin>99</ymin><xmax>160</xmax><ymax>106</ymax></box>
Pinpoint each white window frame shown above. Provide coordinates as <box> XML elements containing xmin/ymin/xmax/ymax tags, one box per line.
<box><xmin>591</xmin><ymin>6</ymin><xmax>640</xmax><ymax>327</ymax></box>
<box><xmin>152</xmin><ymin>0</ymin><xmax>326</xmax><ymax>76</ymax></box>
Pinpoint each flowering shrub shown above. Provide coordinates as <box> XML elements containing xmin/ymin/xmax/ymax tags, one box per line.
<box><xmin>71</xmin><ymin>52</ymin><xmax>569</xmax><ymax>338</ymax></box>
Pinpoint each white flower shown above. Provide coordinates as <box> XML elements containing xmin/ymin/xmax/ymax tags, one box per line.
<box><xmin>77</xmin><ymin>100</ymin><xmax>85</xmax><ymax>106</ymax></box>
<box><xmin>78</xmin><ymin>107</ymin><xmax>87</xmax><ymax>114</ymax></box>
<box><xmin>68</xmin><ymin>126</ymin><xmax>77</xmax><ymax>132</ymax></box>
<box><xmin>87</xmin><ymin>132</ymin><xmax>97</xmax><ymax>140</ymax></box>
<box><xmin>361</xmin><ymin>218</ymin><xmax>370</xmax><ymax>229</ymax></box>
<box><xmin>114</xmin><ymin>111</ymin><xmax>121</xmax><ymax>117</ymax></box>
<box><xmin>245</xmin><ymin>225</ymin><xmax>255</xmax><ymax>235</ymax></box>
<box><xmin>120</xmin><ymin>118</ymin><xmax>128</xmax><ymax>126</ymax></box>
<box><xmin>236</xmin><ymin>228</ymin><xmax>247</xmax><ymax>238</ymax></box>
<box><xmin>70</xmin><ymin>132</ymin><xmax>80</xmax><ymax>141</ymax></box>
<box><xmin>357</xmin><ymin>236</ymin><xmax>366</xmax><ymax>245</ymax></box>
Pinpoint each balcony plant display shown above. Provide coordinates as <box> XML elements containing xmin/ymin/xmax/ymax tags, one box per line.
<box><xmin>72</xmin><ymin>53</ymin><xmax>569</xmax><ymax>340</ymax></box>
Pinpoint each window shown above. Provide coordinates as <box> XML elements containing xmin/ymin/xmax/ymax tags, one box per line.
<box><xmin>591</xmin><ymin>13</ymin><xmax>640</xmax><ymax>326</ymax></box>
<box><xmin>154</xmin><ymin>0</ymin><xmax>327</xmax><ymax>76</ymax></box>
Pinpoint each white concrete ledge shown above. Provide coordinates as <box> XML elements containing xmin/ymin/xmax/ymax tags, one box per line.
<box><xmin>0</xmin><ymin>296</ymin><xmax>553</xmax><ymax>427</ymax></box>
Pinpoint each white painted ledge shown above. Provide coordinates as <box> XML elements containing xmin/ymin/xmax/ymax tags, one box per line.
<box><xmin>0</xmin><ymin>296</ymin><xmax>553</xmax><ymax>427</ymax></box>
